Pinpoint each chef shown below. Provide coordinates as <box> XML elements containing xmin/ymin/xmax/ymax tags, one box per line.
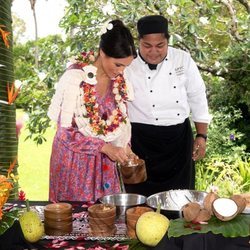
<box><xmin>124</xmin><ymin>15</ymin><xmax>211</xmax><ymax>196</ymax></box>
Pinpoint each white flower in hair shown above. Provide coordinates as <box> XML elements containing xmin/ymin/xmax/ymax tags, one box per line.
<box><xmin>99</xmin><ymin>21</ymin><xmax>113</xmax><ymax>35</ymax></box>
<box><xmin>82</xmin><ymin>65</ymin><xmax>97</xmax><ymax>85</ymax></box>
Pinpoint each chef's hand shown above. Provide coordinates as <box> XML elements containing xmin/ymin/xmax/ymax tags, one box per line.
<box><xmin>101</xmin><ymin>143</ymin><xmax>129</xmax><ymax>165</ymax></box>
<box><xmin>192</xmin><ymin>137</ymin><xmax>206</xmax><ymax>161</ymax></box>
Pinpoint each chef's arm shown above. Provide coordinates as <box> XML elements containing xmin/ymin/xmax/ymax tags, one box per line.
<box><xmin>192</xmin><ymin>122</ymin><xmax>208</xmax><ymax>161</ymax></box>
<box><xmin>194</xmin><ymin>122</ymin><xmax>208</xmax><ymax>138</ymax></box>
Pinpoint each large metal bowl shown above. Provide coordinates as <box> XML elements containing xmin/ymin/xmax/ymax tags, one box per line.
<box><xmin>99</xmin><ymin>193</ymin><xmax>147</xmax><ymax>217</ymax></box>
<box><xmin>147</xmin><ymin>189</ymin><xmax>208</xmax><ymax>219</ymax></box>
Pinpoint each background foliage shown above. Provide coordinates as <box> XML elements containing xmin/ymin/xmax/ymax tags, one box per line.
<box><xmin>12</xmin><ymin>0</ymin><xmax>250</xmax><ymax>196</ymax></box>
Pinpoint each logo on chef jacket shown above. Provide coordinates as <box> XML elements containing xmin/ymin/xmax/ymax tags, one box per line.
<box><xmin>175</xmin><ymin>66</ymin><xmax>184</xmax><ymax>76</ymax></box>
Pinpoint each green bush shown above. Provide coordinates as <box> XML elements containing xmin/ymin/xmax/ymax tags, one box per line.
<box><xmin>195</xmin><ymin>108</ymin><xmax>250</xmax><ymax>196</ymax></box>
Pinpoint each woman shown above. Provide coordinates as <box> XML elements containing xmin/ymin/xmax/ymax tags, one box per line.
<box><xmin>47</xmin><ymin>20</ymin><xmax>137</xmax><ymax>202</ymax></box>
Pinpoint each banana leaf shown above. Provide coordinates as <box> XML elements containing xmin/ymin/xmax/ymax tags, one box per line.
<box><xmin>168</xmin><ymin>215</ymin><xmax>250</xmax><ymax>238</ymax></box>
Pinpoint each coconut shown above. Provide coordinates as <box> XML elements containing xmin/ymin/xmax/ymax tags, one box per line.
<box><xmin>212</xmin><ymin>198</ymin><xmax>238</xmax><ymax>221</ymax></box>
<box><xmin>230</xmin><ymin>195</ymin><xmax>246</xmax><ymax>214</ymax></box>
<box><xmin>193</xmin><ymin>208</ymin><xmax>211</xmax><ymax>222</ymax></box>
<box><xmin>203</xmin><ymin>192</ymin><xmax>219</xmax><ymax>215</ymax></box>
<box><xmin>182</xmin><ymin>202</ymin><xmax>201</xmax><ymax>222</ymax></box>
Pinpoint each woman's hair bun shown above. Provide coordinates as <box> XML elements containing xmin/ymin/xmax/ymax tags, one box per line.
<box><xmin>99</xmin><ymin>19</ymin><xmax>136</xmax><ymax>59</ymax></box>
<box><xmin>110</xmin><ymin>19</ymin><xmax>125</xmax><ymax>28</ymax></box>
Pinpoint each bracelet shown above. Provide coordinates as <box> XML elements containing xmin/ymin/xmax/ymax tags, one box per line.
<box><xmin>196</xmin><ymin>133</ymin><xmax>207</xmax><ymax>141</ymax></box>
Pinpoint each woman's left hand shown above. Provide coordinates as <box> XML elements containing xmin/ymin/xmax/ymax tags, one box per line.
<box><xmin>192</xmin><ymin>137</ymin><xmax>206</xmax><ymax>161</ymax></box>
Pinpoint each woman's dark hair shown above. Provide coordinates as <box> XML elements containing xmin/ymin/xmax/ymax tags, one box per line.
<box><xmin>99</xmin><ymin>20</ymin><xmax>137</xmax><ymax>59</ymax></box>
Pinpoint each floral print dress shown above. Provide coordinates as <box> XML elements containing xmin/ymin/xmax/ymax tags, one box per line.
<box><xmin>49</xmin><ymin>71</ymin><xmax>124</xmax><ymax>202</ymax></box>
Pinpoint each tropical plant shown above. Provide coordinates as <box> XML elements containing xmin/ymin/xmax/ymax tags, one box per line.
<box><xmin>13</xmin><ymin>35</ymin><xmax>68</xmax><ymax>144</ymax></box>
<box><xmin>195</xmin><ymin>108</ymin><xmax>250</xmax><ymax>196</ymax></box>
<box><xmin>208</xmin><ymin>42</ymin><xmax>250</xmax><ymax>151</ymax></box>
<box><xmin>0</xmin><ymin>0</ymin><xmax>18</xmax><ymax>197</ymax></box>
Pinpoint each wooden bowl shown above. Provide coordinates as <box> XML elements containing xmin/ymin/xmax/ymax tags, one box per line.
<box><xmin>44</xmin><ymin>203</ymin><xmax>72</xmax><ymax>236</ymax></box>
<box><xmin>126</xmin><ymin>206</ymin><xmax>153</xmax><ymax>221</ymax></box>
<box><xmin>89</xmin><ymin>223</ymin><xmax>115</xmax><ymax>232</ymax></box>
<box><xmin>88</xmin><ymin>214</ymin><xmax>116</xmax><ymax>225</ymax></box>
<box><xmin>88</xmin><ymin>226</ymin><xmax>116</xmax><ymax>237</ymax></box>
<box><xmin>88</xmin><ymin>204</ymin><xmax>116</xmax><ymax>218</ymax></box>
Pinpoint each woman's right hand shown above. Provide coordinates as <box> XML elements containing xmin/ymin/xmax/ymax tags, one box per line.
<box><xmin>101</xmin><ymin>143</ymin><xmax>129</xmax><ymax>165</ymax></box>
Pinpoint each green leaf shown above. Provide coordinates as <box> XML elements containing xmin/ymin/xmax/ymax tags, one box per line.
<box><xmin>168</xmin><ymin>215</ymin><xmax>250</xmax><ymax>238</ymax></box>
<box><xmin>0</xmin><ymin>210</ymin><xmax>19</xmax><ymax>236</ymax></box>
<box><xmin>188</xmin><ymin>24</ymin><xmax>196</xmax><ymax>34</ymax></box>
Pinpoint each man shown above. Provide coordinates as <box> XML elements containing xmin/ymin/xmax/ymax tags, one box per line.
<box><xmin>124</xmin><ymin>15</ymin><xmax>211</xmax><ymax>197</ymax></box>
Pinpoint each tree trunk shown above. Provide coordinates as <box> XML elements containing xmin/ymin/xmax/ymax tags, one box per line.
<box><xmin>0</xmin><ymin>0</ymin><xmax>18</xmax><ymax>198</ymax></box>
<box><xmin>29</xmin><ymin>0</ymin><xmax>39</xmax><ymax>68</ymax></box>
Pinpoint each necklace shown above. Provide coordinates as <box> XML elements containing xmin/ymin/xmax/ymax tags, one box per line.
<box><xmin>76</xmin><ymin>51</ymin><xmax>129</xmax><ymax>137</ymax></box>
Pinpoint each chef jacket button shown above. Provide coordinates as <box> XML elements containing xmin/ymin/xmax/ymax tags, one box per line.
<box><xmin>173</xmin><ymin>86</ymin><xmax>176</xmax><ymax>88</ymax></box>
<box><xmin>169</xmin><ymin>72</ymin><xmax>172</xmax><ymax>75</ymax></box>
<box><xmin>176</xmin><ymin>100</ymin><xmax>179</xmax><ymax>103</ymax></box>
<box><xmin>156</xmin><ymin>118</ymin><xmax>158</xmax><ymax>121</ymax></box>
<box><xmin>152</xmin><ymin>104</ymin><xmax>155</xmax><ymax>107</ymax></box>
<box><xmin>177</xmin><ymin>113</ymin><xmax>180</xmax><ymax>116</ymax></box>
<box><xmin>148</xmin><ymin>76</ymin><xmax>151</xmax><ymax>79</ymax></box>
<box><xmin>150</xmin><ymin>90</ymin><xmax>153</xmax><ymax>93</ymax></box>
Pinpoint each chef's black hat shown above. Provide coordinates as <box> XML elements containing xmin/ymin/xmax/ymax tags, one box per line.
<box><xmin>137</xmin><ymin>15</ymin><xmax>170</xmax><ymax>39</ymax></box>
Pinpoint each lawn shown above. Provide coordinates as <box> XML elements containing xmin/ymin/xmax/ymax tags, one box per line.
<box><xmin>17</xmin><ymin>109</ymin><xmax>56</xmax><ymax>201</ymax></box>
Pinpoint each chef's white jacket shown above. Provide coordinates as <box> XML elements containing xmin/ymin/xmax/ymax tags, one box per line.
<box><xmin>125</xmin><ymin>47</ymin><xmax>211</xmax><ymax>126</ymax></box>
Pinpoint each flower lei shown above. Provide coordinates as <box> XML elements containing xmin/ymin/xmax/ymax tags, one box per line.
<box><xmin>76</xmin><ymin>51</ymin><xmax>129</xmax><ymax>137</ymax></box>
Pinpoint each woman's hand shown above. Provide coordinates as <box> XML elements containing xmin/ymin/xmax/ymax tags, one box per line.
<box><xmin>192</xmin><ymin>137</ymin><xmax>206</xmax><ymax>161</ymax></box>
<box><xmin>101</xmin><ymin>143</ymin><xmax>129</xmax><ymax>165</ymax></box>
<box><xmin>125</xmin><ymin>145</ymin><xmax>139</xmax><ymax>165</ymax></box>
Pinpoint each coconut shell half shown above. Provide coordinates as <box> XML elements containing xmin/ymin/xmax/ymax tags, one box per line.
<box><xmin>182</xmin><ymin>202</ymin><xmax>201</xmax><ymax>222</ymax></box>
<box><xmin>230</xmin><ymin>195</ymin><xmax>247</xmax><ymax>214</ymax></box>
<box><xmin>203</xmin><ymin>192</ymin><xmax>219</xmax><ymax>215</ymax></box>
<box><xmin>194</xmin><ymin>208</ymin><xmax>211</xmax><ymax>222</ymax></box>
<box><xmin>212</xmin><ymin>198</ymin><xmax>238</xmax><ymax>221</ymax></box>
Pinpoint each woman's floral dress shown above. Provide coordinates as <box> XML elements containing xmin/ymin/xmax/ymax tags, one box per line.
<box><xmin>48</xmin><ymin>66</ymin><xmax>129</xmax><ymax>202</ymax></box>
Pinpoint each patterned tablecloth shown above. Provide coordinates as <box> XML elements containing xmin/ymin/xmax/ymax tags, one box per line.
<box><xmin>28</xmin><ymin>202</ymin><xmax>129</xmax><ymax>241</ymax></box>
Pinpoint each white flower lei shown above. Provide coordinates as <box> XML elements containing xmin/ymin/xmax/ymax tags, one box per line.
<box><xmin>74</xmin><ymin>52</ymin><xmax>130</xmax><ymax>142</ymax></box>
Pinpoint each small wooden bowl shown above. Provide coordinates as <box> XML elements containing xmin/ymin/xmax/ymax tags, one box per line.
<box><xmin>45</xmin><ymin>219</ymin><xmax>72</xmax><ymax>229</ymax></box>
<box><xmin>88</xmin><ymin>214</ymin><xmax>116</xmax><ymax>225</ymax></box>
<box><xmin>44</xmin><ymin>225</ymin><xmax>72</xmax><ymax>236</ymax></box>
<box><xmin>121</xmin><ymin>159</ymin><xmax>147</xmax><ymax>184</ymax></box>
<box><xmin>44</xmin><ymin>203</ymin><xmax>72</xmax><ymax>236</ymax></box>
<box><xmin>44</xmin><ymin>203</ymin><xmax>72</xmax><ymax>212</ymax></box>
<box><xmin>89</xmin><ymin>223</ymin><xmax>115</xmax><ymax>232</ymax></box>
<box><xmin>126</xmin><ymin>218</ymin><xmax>137</xmax><ymax>229</ymax></box>
<box><xmin>88</xmin><ymin>226</ymin><xmax>116</xmax><ymax>237</ymax></box>
<box><xmin>126</xmin><ymin>206</ymin><xmax>153</xmax><ymax>221</ymax></box>
<box><xmin>127</xmin><ymin>228</ymin><xmax>137</xmax><ymax>239</ymax></box>
<box><xmin>88</xmin><ymin>204</ymin><xmax>116</xmax><ymax>218</ymax></box>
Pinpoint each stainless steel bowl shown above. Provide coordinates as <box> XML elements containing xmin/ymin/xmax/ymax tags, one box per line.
<box><xmin>147</xmin><ymin>189</ymin><xmax>208</xmax><ymax>219</ymax></box>
<box><xmin>99</xmin><ymin>193</ymin><xmax>147</xmax><ymax>217</ymax></box>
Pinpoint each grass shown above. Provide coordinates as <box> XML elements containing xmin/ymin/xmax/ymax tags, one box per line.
<box><xmin>17</xmin><ymin>109</ymin><xmax>55</xmax><ymax>201</ymax></box>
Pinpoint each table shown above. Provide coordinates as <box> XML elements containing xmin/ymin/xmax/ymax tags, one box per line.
<box><xmin>0</xmin><ymin>201</ymin><xmax>249</xmax><ymax>250</ymax></box>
